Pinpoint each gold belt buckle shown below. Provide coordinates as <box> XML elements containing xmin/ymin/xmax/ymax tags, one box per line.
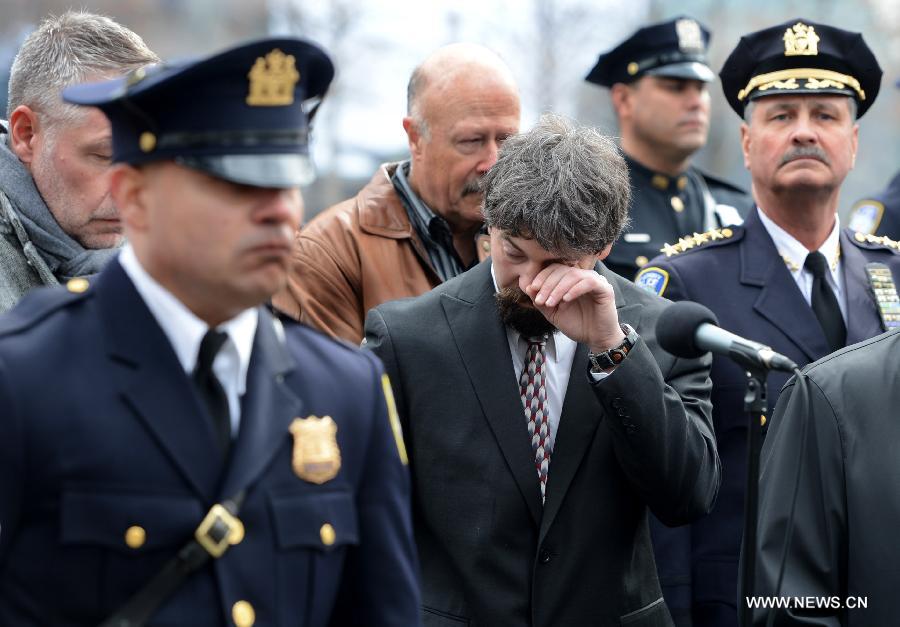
<box><xmin>194</xmin><ymin>503</ymin><xmax>245</xmax><ymax>558</ymax></box>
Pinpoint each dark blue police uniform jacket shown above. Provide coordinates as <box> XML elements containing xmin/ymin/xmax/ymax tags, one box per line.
<box><xmin>0</xmin><ymin>259</ymin><xmax>420</xmax><ymax>626</ymax></box>
<box><xmin>636</xmin><ymin>207</ymin><xmax>900</xmax><ymax>627</ymax></box>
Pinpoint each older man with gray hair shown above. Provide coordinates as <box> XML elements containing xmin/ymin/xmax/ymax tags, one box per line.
<box><xmin>365</xmin><ymin>113</ymin><xmax>720</xmax><ymax>626</ymax></box>
<box><xmin>0</xmin><ymin>10</ymin><xmax>158</xmax><ymax>312</ymax></box>
<box><xmin>272</xmin><ymin>42</ymin><xmax>520</xmax><ymax>344</ymax></box>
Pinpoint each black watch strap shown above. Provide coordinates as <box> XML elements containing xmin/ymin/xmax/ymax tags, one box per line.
<box><xmin>588</xmin><ymin>324</ymin><xmax>638</xmax><ymax>371</ymax></box>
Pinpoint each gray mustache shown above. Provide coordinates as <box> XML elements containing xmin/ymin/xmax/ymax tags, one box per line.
<box><xmin>461</xmin><ymin>178</ymin><xmax>482</xmax><ymax>196</ymax></box>
<box><xmin>781</xmin><ymin>146</ymin><xmax>830</xmax><ymax>166</ymax></box>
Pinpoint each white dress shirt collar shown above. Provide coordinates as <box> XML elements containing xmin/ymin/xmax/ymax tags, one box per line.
<box><xmin>118</xmin><ymin>244</ymin><xmax>258</xmax><ymax>433</ymax></box>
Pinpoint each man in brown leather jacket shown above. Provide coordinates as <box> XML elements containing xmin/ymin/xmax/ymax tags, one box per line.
<box><xmin>271</xmin><ymin>43</ymin><xmax>521</xmax><ymax>343</ymax></box>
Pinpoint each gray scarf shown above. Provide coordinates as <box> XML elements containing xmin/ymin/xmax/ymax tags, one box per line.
<box><xmin>0</xmin><ymin>121</ymin><xmax>119</xmax><ymax>280</ymax></box>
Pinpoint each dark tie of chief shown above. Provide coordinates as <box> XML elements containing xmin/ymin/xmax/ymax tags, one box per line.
<box><xmin>804</xmin><ymin>251</ymin><xmax>846</xmax><ymax>353</ymax></box>
<box><xmin>194</xmin><ymin>329</ymin><xmax>231</xmax><ymax>456</ymax></box>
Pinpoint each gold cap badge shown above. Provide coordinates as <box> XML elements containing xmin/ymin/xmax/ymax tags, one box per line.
<box><xmin>676</xmin><ymin>18</ymin><xmax>704</xmax><ymax>52</ymax></box>
<box><xmin>289</xmin><ymin>415</ymin><xmax>341</xmax><ymax>483</ymax></box>
<box><xmin>783</xmin><ymin>23</ymin><xmax>819</xmax><ymax>56</ymax></box>
<box><xmin>247</xmin><ymin>49</ymin><xmax>300</xmax><ymax>107</ymax></box>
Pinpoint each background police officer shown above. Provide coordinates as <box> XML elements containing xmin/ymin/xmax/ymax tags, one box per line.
<box><xmin>586</xmin><ymin>16</ymin><xmax>752</xmax><ymax>279</ymax></box>
<box><xmin>0</xmin><ymin>38</ymin><xmax>420</xmax><ymax>626</ymax></box>
<box><xmin>636</xmin><ymin>18</ymin><xmax>899</xmax><ymax>627</ymax></box>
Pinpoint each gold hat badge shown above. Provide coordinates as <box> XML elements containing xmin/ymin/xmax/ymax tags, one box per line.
<box><xmin>289</xmin><ymin>415</ymin><xmax>342</xmax><ymax>483</ymax></box>
<box><xmin>246</xmin><ymin>48</ymin><xmax>300</xmax><ymax>107</ymax></box>
<box><xmin>676</xmin><ymin>18</ymin><xmax>704</xmax><ymax>53</ymax></box>
<box><xmin>783</xmin><ymin>23</ymin><xmax>819</xmax><ymax>57</ymax></box>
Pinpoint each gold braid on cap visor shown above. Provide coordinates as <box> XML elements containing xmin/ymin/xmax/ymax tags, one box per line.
<box><xmin>737</xmin><ymin>68</ymin><xmax>864</xmax><ymax>101</ymax></box>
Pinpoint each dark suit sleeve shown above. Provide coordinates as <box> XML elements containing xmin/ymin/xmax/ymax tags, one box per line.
<box><xmin>327</xmin><ymin>350</ymin><xmax>421</xmax><ymax>627</ymax></box>
<box><xmin>591</xmin><ymin>333</ymin><xmax>718</xmax><ymax>526</ymax></box>
<box><xmin>749</xmin><ymin>376</ymin><xmax>845</xmax><ymax>626</ymax></box>
<box><xmin>0</xmin><ymin>355</ymin><xmax>23</xmax><ymax>567</ymax></box>
<box><xmin>363</xmin><ymin>308</ymin><xmax>409</xmax><ymax>435</ymax></box>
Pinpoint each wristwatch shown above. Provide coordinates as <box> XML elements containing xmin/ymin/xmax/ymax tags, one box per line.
<box><xmin>588</xmin><ymin>324</ymin><xmax>638</xmax><ymax>372</ymax></box>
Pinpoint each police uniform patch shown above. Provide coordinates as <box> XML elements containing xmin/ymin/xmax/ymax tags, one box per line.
<box><xmin>289</xmin><ymin>415</ymin><xmax>342</xmax><ymax>483</ymax></box>
<box><xmin>381</xmin><ymin>374</ymin><xmax>408</xmax><ymax>465</ymax></box>
<box><xmin>635</xmin><ymin>267</ymin><xmax>669</xmax><ymax>296</ymax></box>
<box><xmin>847</xmin><ymin>200</ymin><xmax>884</xmax><ymax>235</ymax></box>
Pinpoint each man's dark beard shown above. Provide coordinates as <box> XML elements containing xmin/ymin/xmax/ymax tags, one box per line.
<box><xmin>496</xmin><ymin>287</ymin><xmax>556</xmax><ymax>337</ymax></box>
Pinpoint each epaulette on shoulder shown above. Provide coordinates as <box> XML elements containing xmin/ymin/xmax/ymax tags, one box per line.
<box><xmin>850</xmin><ymin>230</ymin><xmax>900</xmax><ymax>253</ymax></box>
<box><xmin>0</xmin><ymin>277</ymin><xmax>93</xmax><ymax>338</ymax></box>
<box><xmin>658</xmin><ymin>226</ymin><xmax>742</xmax><ymax>259</ymax></box>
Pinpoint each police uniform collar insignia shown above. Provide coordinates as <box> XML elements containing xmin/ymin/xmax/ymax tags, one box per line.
<box><xmin>783</xmin><ymin>22</ymin><xmax>819</xmax><ymax>56</ymax></box>
<box><xmin>660</xmin><ymin>227</ymin><xmax>734</xmax><ymax>257</ymax></box>
<box><xmin>676</xmin><ymin>18</ymin><xmax>704</xmax><ymax>52</ymax></box>
<box><xmin>780</xmin><ymin>245</ymin><xmax>840</xmax><ymax>272</ymax></box>
<box><xmin>247</xmin><ymin>48</ymin><xmax>300</xmax><ymax>107</ymax></box>
<box><xmin>289</xmin><ymin>415</ymin><xmax>342</xmax><ymax>483</ymax></box>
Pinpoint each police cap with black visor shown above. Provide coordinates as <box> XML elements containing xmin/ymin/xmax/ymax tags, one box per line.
<box><xmin>62</xmin><ymin>37</ymin><xmax>334</xmax><ymax>187</ymax></box>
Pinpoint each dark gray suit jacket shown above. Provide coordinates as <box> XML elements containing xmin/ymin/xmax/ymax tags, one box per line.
<box><xmin>752</xmin><ymin>328</ymin><xmax>900</xmax><ymax>626</ymax></box>
<box><xmin>365</xmin><ymin>260</ymin><xmax>720</xmax><ymax>627</ymax></box>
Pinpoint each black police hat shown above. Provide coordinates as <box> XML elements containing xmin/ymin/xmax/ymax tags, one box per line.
<box><xmin>63</xmin><ymin>38</ymin><xmax>334</xmax><ymax>188</ymax></box>
<box><xmin>585</xmin><ymin>16</ymin><xmax>713</xmax><ymax>87</ymax></box>
<box><xmin>719</xmin><ymin>19</ymin><xmax>882</xmax><ymax>118</ymax></box>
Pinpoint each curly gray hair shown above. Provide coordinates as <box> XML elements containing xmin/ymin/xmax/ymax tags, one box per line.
<box><xmin>482</xmin><ymin>113</ymin><xmax>631</xmax><ymax>256</ymax></box>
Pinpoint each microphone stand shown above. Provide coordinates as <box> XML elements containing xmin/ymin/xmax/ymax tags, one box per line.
<box><xmin>740</xmin><ymin>364</ymin><xmax>767</xmax><ymax>627</ymax></box>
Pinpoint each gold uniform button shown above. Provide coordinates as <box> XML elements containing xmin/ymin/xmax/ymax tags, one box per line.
<box><xmin>139</xmin><ymin>131</ymin><xmax>157</xmax><ymax>153</ymax></box>
<box><xmin>651</xmin><ymin>174</ymin><xmax>669</xmax><ymax>190</ymax></box>
<box><xmin>670</xmin><ymin>196</ymin><xmax>685</xmax><ymax>212</ymax></box>
<box><xmin>232</xmin><ymin>600</ymin><xmax>255</xmax><ymax>627</ymax></box>
<box><xmin>320</xmin><ymin>523</ymin><xmax>336</xmax><ymax>546</ymax></box>
<box><xmin>760</xmin><ymin>414</ymin><xmax>767</xmax><ymax>427</ymax></box>
<box><xmin>124</xmin><ymin>526</ymin><xmax>146</xmax><ymax>549</ymax></box>
<box><xmin>676</xmin><ymin>176</ymin><xmax>688</xmax><ymax>191</ymax></box>
<box><xmin>626</xmin><ymin>61</ymin><xmax>639</xmax><ymax>76</ymax></box>
<box><xmin>66</xmin><ymin>277</ymin><xmax>89</xmax><ymax>293</ymax></box>
<box><xmin>635</xmin><ymin>255</ymin><xmax>649</xmax><ymax>267</ymax></box>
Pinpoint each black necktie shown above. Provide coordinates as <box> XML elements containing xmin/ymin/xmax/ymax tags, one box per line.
<box><xmin>193</xmin><ymin>329</ymin><xmax>231</xmax><ymax>456</ymax></box>
<box><xmin>804</xmin><ymin>251</ymin><xmax>846</xmax><ymax>352</ymax></box>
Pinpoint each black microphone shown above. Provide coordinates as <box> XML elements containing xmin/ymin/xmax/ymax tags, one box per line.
<box><xmin>656</xmin><ymin>301</ymin><xmax>798</xmax><ymax>373</ymax></box>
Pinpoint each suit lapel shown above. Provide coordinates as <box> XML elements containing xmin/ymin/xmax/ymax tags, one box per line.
<box><xmin>741</xmin><ymin>209</ymin><xmax>829</xmax><ymax>361</ymax></box>
<box><xmin>97</xmin><ymin>260</ymin><xmax>222</xmax><ymax>501</ymax></box>
<box><xmin>220</xmin><ymin>310</ymin><xmax>302</xmax><ymax>498</ymax></box>
<box><xmin>539</xmin><ymin>264</ymin><xmax>643</xmax><ymax>540</ymax></box>
<box><xmin>840</xmin><ymin>229</ymin><xmax>885</xmax><ymax>344</ymax></box>
<box><xmin>442</xmin><ymin>263</ymin><xmax>543</xmax><ymax>527</ymax></box>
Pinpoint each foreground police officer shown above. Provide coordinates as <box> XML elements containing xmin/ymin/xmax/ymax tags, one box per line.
<box><xmin>586</xmin><ymin>16</ymin><xmax>751</xmax><ymax>279</ymax></box>
<box><xmin>0</xmin><ymin>39</ymin><xmax>420</xmax><ymax>626</ymax></box>
<box><xmin>637</xmin><ymin>19</ymin><xmax>899</xmax><ymax>627</ymax></box>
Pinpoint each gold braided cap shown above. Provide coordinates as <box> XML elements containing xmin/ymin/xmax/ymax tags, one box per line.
<box><xmin>737</xmin><ymin>68</ymin><xmax>864</xmax><ymax>102</ymax></box>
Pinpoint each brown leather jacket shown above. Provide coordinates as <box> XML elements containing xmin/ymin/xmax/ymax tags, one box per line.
<box><xmin>273</xmin><ymin>163</ymin><xmax>447</xmax><ymax>344</ymax></box>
